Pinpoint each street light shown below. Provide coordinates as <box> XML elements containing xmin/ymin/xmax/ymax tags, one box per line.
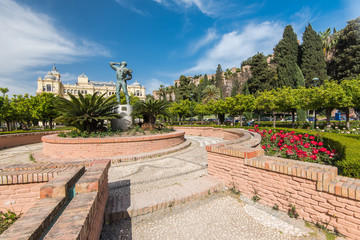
<box><xmin>312</xmin><ymin>77</ymin><xmax>319</xmax><ymax>128</ymax></box>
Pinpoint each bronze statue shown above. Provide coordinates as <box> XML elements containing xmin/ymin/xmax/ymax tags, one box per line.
<box><xmin>109</xmin><ymin>61</ymin><xmax>133</xmax><ymax>104</ymax></box>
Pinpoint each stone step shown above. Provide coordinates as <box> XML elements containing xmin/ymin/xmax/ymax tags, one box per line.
<box><xmin>104</xmin><ymin>176</ymin><xmax>224</xmax><ymax>223</ymax></box>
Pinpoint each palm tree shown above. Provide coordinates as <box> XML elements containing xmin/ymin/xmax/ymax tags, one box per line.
<box><xmin>132</xmin><ymin>99</ymin><xmax>170</xmax><ymax>129</ymax></box>
<box><xmin>202</xmin><ymin>85</ymin><xmax>220</xmax><ymax>103</ymax></box>
<box><xmin>55</xmin><ymin>92</ymin><xmax>120</xmax><ymax>133</ymax></box>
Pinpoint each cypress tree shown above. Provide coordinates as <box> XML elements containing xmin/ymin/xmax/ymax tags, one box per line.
<box><xmin>331</xmin><ymin>17</ymin><xmax>360</xmax><ymax>81</ymax></box>
<box><xmin>247</xmin><ymin>53</ymin><xmax>273</xmax><ymax>94</ymax></box>
<box><xmin>177</xmin><ymin>75</ymin><xmax>191</xmax><ymax>100</ymax></box>
<box><xmin>301</xmin><ymin>23</ymin><xmax>327</xmax><ymax>87</ymax></box>
<box><xmin>215</xmin><ymin>64</ymin><xmax>224</xmax><ymax>99</ymax></box>
<box><xmin>274</xmin><ymin>25</ymin><xmax>299</xmax><ymax>88</ymax></box>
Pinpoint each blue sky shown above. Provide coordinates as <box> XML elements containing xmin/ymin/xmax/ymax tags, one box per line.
<box><xmin>0</xmin><ymin>0</ymin><xmax>359</xmax><ymax>96</ymax></box>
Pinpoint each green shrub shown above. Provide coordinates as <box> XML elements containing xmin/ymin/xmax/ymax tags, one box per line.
<box><xmin>0</xmin><ymin>210</ymin><xmax>22</xmax><ymax>234</ymax></box>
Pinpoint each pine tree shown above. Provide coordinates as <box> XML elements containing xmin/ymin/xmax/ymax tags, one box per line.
<box><xmin>331</xmin><ymin>17</ymin><xmax>360</xmax><ymax>81</ymax></box>
<box><xmin>177</xmin><ymin>75</ymin><xmax>191</xmax><ymax>100</ymax></box>
<box><xmin>301</xmin><ymin>23</ymin><xmax>327</xmax><ymax>87</ymax></box>
<box><xmin>215</xmin><ymin>64</ymin><xmax>224</xmax><ymax>99</ymax></box>
<box><xmin>247</xmin><ymin>53</ymin><xmax>274</xmax><ymax>94</ymax></box>
<box><xmin>274</xmin><ymin>25</ymin><xmax>299</xmax><ymax>88</ymax></box>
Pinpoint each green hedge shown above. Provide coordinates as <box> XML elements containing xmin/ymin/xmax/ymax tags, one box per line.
<box><xmin>255</xmin><ymin>120</ymin><xmax>360</xmax><ymax>129</ymax></box>
<box><xmin>0</xmin><ymin>127</ymin><xmax>71</xmax><ymax>136</ymax></box>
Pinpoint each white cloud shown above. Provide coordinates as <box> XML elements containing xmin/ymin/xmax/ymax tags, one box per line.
<box><xmin>146</xmin><ymin>78</ymin><xmax>169</xmax><ymax>95</ymax></box>
<box><xmin>185</xmin><ymin>21</ymin><xmax>284</xmax><ymax>74</ymax></box>
<box><xmin>187</xmin><ymin>28</ymin><xmax>218</xmax><ymax>55</ymax></box>
<box><xmin>0</xmin><ymin>0</ymin><xmax>108</xmax><ymax>95</ymax></box>
<box><xmin>59</xmin><ymin>73</ymin><xmax>78</xmax><ymax>84</ymax></box>
<box><xmin>153</xmin><ymin>0</ymin><xmax>258</xmax><ymax>18</ymax></box>
<box><xmin>115</xmin><ymin>0</ymin><xmax>149</xmax><ymax>16</ymax></box>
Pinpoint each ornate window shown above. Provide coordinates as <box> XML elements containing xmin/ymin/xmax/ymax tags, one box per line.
<box><xmin>46</xmin><ymin>84</ymin><xmax>51</xmax><ymax>91</ymax></box>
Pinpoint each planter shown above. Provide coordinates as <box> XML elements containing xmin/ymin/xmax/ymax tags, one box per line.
<box><xmin>41</xmin><ymin>130</ymin><xmax>185</xmax><ymax>160</ymax></box>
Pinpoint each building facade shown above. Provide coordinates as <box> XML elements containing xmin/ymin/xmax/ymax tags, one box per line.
<box><xmin>36</xmin><ymin>66</ymin><xmax>146</xmax><ymax>100</ymax></box>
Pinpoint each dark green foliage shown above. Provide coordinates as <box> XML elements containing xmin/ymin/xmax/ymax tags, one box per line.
<box><xmin>0</xmin><ymin>209</ymin><xmax>22</xmax><ymax>234</ymax></box>
<box><xmin>301</xmin><ymin>23</ymin><xmax>328</xmax><ymax>87</ymax></box>
<box><xmin>55</xmin><ymin>92</ymin><xmax>120</xmax><ymax>133</ymax></box>
<box><xmin>331</xmin><ymin>17</ymin><xmax>360</xmax><ymax>80</ymax></box>
<box><xmin>247</xmin><ymin>53</ymin><xmax>275</xmax><ymax>94</ymax></box>
<box><xmin>177</xmin><ymin>75</ymin><xmax>192</xmax><ymax>101</ymax></box>
<box><xmin>274</xmin><ymin>25</ymin><xmax>300</xmax><ymax>88</ymax></box>
<box><xmin>215</xmin><ymin>64</ymin><xmax>223</xmax><ymax>88</ymax></box>
<box><xmin>132</xmin><ymin>99</ymin><xmax>170</xmax><ymax>126</ymax></box>
<box><xmin>215</xmin><ymin>64</ymin><xmax>224</xmax><ymax>99</ymax></box>
<box><xmin>241</xmin><ymin>57</ymin><xmax>252</xmax><ymax>67</ymax></box>
<box><xmin>288</xmin><ymin>204</ymin><xmax>299</xmax><ymax>218</ymax></box>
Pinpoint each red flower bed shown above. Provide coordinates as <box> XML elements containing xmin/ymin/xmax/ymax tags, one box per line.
<box><xmin>249</xmin><ymin>125</ymin><xmax>337</xmax><ymax>164</ymax></box>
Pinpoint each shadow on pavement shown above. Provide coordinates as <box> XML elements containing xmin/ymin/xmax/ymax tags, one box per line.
<box><xmin>100</xmin><ymin>179</ymin><xmax>132</xmax><ymax>240</ymax></box>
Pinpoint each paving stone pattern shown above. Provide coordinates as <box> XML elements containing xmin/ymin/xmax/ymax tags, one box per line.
<box><xmin>101</xmin><ymin>135</ymin><xmax>340</xmax><ymax>240</ymax></box>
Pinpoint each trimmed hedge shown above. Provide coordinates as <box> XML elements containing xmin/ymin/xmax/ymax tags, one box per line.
<box><xmin>0</xmin><ymin>127</ymin><xmax>71</xmax><ymax>136</ymax></box>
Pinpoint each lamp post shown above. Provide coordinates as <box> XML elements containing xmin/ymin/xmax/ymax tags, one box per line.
<box><xmin>312</xmin><ymin>78</ymin><xmax>319</xmax><ymax>128</ymax></box>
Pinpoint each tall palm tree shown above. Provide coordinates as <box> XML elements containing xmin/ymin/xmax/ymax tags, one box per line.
<box><xmin>202</xmin><ymin>85</ymin><xmax>220</xmax><ymax>103</ymax></box>
<box><xmin>132</xmin><ymin>99</ymin><xmax>170</xmax><ymax>129</ymax></box>
<box><xmin>55</xmin><ymin>92</ymin><xmax>120</xmax><ymax>133</ymax></box>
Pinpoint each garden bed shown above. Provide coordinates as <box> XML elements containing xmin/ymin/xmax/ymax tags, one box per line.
<box><xmin>251</xmin><ymin>126</ymin><xmax>360</xmax><ymax>179</ymax></box>
<box><xmin>41</xmin><ymin>130</ymin><xmax>185</xmax><ymax>160</ymax></box>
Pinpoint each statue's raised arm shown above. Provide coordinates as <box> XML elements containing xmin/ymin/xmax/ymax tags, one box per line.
<box><xmin>109</xmin><ymin>61</ymin><xmax>132</xmax><ymax>104</ymax></box>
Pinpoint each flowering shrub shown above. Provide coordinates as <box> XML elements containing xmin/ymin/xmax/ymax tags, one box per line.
<box><xmin>249</xmin><ymin>125</ymin><xmax>337</xmax><ymax>165</ymax></box>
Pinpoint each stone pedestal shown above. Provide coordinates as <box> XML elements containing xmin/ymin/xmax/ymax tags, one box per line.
<box><xmin>111</xmin><ymin>104</ymin><xmax>133</xmax><ymax>130</ymax></box>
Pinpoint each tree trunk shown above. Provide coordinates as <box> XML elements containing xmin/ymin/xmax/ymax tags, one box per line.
<box><xmin>258</xmin><ymin>112</ymin><xmax>261</xmax><ymax>125</ymax></box>
<box><xmin>346</xmin><ymin>108</ymin><xmax>350</xmax><ymax>130</ymax></box>
<box><xmin>6</xmin><ymin>121</ymin><xmax>10</xmax><ymax>131</ymax></box>
<box><xmin>239</xmin><ymin>114</ymin><xmax>243</xmax><ymax>127</ymax></box>
<box><xmin>326</xmin><ymin>108</ymin><xmax>332</xmax><ymax>126</ymax></box>
<box><xmin>292</xmin><ymin>110</ymin><xmax>295</xmax><ymax>128</ymax></box>
<box><xmin>273</xmin><ymin>112</ymin><xmax>276</xmax><ymax>128</ymax></box>
<box><xmin>49</xmin><ymin>118</ymin><xmax>53</xmax><ymax>130</ymax></box>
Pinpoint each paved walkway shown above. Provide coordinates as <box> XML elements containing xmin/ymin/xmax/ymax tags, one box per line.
<box><xmin>0</xmin><ymin>143</ymin><xmax>42</xmax><ymax>166</ymax></box>
<box><xmin>101</xmin><ymin>135</ymin><xmax>341</xmax><ymax>240</ymax></box>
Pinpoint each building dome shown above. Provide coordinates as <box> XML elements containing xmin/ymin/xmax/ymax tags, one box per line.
<box><xmin>131</xmin><ymin>81</ymin><xmax>141</xmax><ymax>87</ymax></box>
<box><xmin>44</xmin><ymin>72</ymin><xmax>56</xmax><ymax>80</ymax></box>
<box><xmin>79</xmin><ymin>73</ymin><xmax>87</xmax><ymax>78</ymax></box>
<box><xmin>51</xmin><ymin>65</ymin><xmax>59</xmax><ymax>74</ymax></box>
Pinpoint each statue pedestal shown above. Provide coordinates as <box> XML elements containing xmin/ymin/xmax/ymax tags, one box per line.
<box><xmin>111</xmin><ymin>104</ymin><xmax>133</xmax><ymax>131</ymax></box>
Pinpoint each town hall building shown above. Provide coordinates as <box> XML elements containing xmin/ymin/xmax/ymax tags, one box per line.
<box><xmin>36</xmin><ymin>65</ymin><xmax>146</xmax><ymax>100</ymax></box>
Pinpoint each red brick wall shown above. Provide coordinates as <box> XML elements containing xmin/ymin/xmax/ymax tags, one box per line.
<box><xmin>174</xmin><ymin>127</ymin><xmax>243</xmax><ymax>140</ymax></box>
<box><xmin>0</xmin><ymin>182</ymin><xmax>46</xmax><ymax>214</ymax></box>
<box><xmin>208</xmin><ymin>152</ymin><xmax>360</xmax><ymax>240</ymax></box>
<box><xmin>42</xmin><ymin>131</ymin><xmax>185</xmax><ymax>159</ymax></box>
<box><xmin>0</xmin><ymin>131</ymin><xmax>61</xmax><ymax>149</ymax></box>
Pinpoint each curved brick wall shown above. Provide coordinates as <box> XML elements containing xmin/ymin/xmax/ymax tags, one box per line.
<box><xmin>41</xmin><ymin>130</ymin><xmax>185</xmax><ymax>159</ymax></box>
<box><xmin>0</xmin><ymin>131</ymin><xmax>62</xmax><ymax>149</ymax></box>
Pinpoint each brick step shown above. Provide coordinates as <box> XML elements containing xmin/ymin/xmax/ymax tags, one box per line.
<box><xmin>104</xmin><ymin>176</ymin><xmax>224</xmax><ymax>223</ymax></box>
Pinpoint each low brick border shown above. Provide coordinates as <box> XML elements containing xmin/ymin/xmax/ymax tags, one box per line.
<box><xmin>0</xmin><ymin>131</ymin><xmax>63</xmax><ymax>149</ymax></box>
<box><xmin>41</xmin><ymin>130</ymin><xmax>185</xmax><ymax>160</ymax></box>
